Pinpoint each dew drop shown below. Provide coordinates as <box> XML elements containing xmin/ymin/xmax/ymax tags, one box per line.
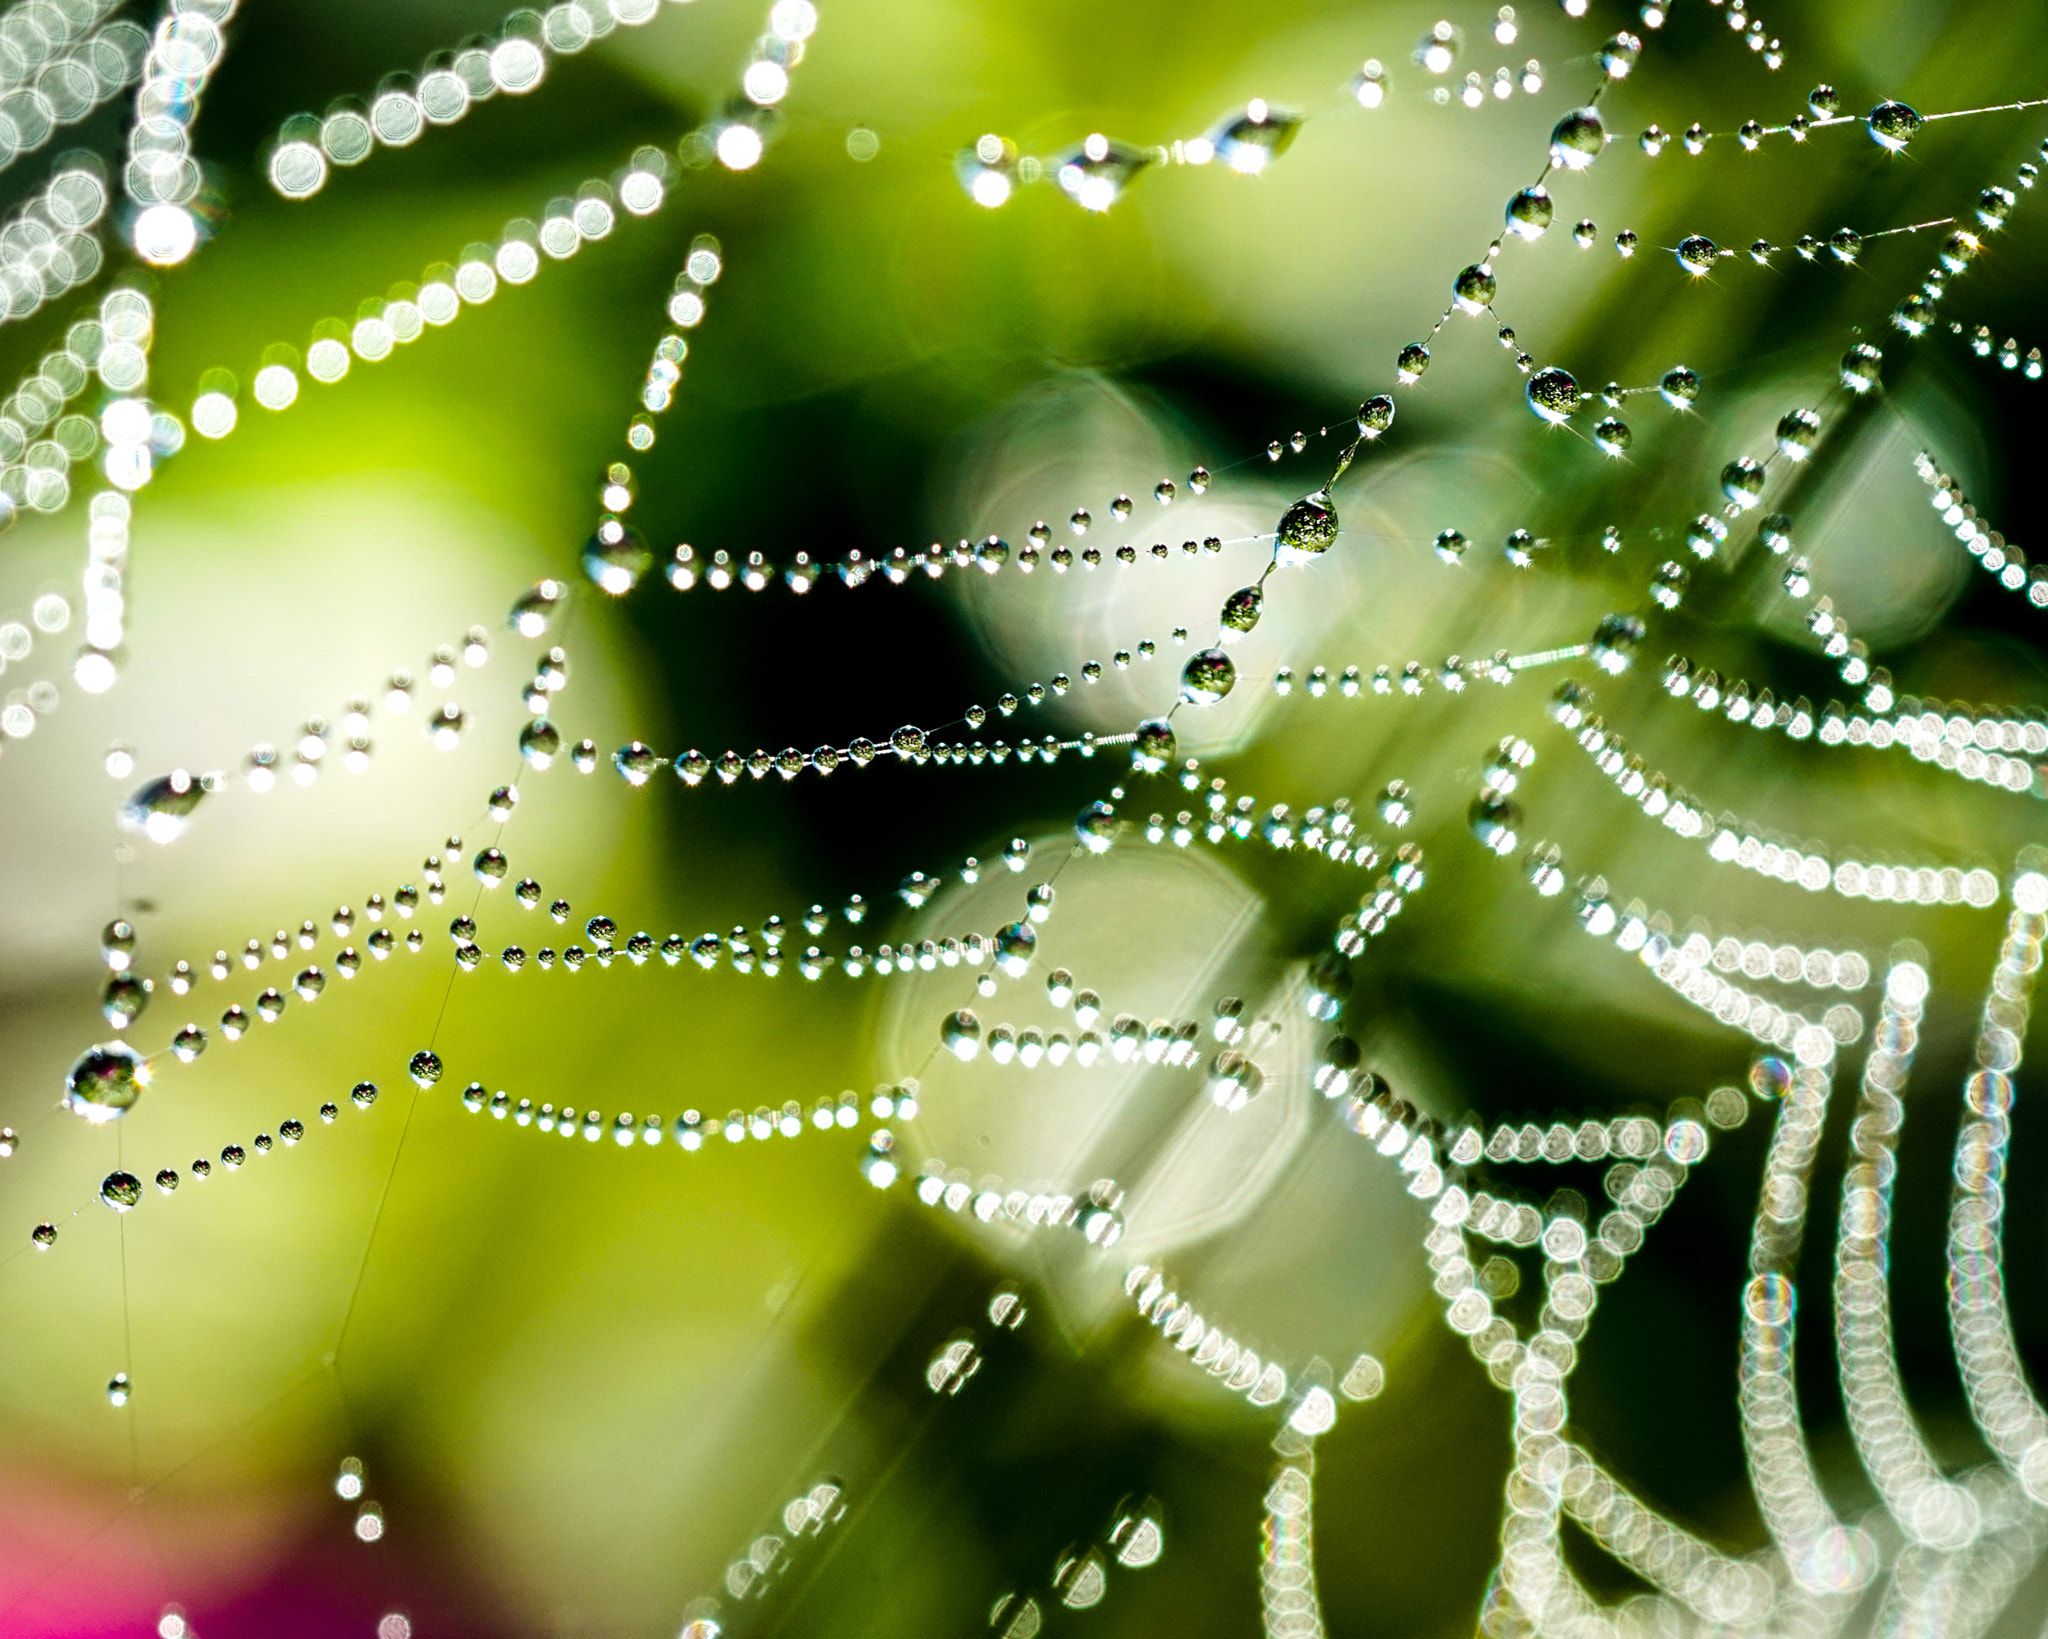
<box><xmin>65</xmin><ymin>1043</ymin><xmax>148</xmax><ymax>1123</ymax></box>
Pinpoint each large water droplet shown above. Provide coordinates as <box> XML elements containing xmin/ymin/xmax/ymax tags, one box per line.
<box><xmin>1055</xmin><ymin>133</ymin><xmax>1151</xmax><ymax>211</ymax></box>
<box><xmin>1180</xmin><ymin>648</ymin><xmax>1236</xmax><ymax>705</ymax></box>
<box><xmin>1273</xmin><ymin>490</ymin><xmax>1337</xmax><ymax>564</ymax></box>
<box><xmin>100</xmin><ymin>1170</ymin><xmax>142</xmax><ymax>1211</ymax></box>
<box><xmin>1131</xmin><ymin>718</ymin><xmax>1175</xmax><ymax>773</ymax></box>
<box><xmin>1526</xmin><ymin>367</ymin><xmax>1579</xmax><ymax>423</ymax></box>
<box><xmin>1505</xmin><ymin>186</ymin><xmax>1554</xmax><ymax>239</ymax></box>
<box><xmin>507</xmin><ymin>579</ymin><xmax>565</xmax><ymax>637</ymax></box>
<box><xmin>1452</xmin><ymin>263</ymin><xmax>1497</xmax><ymax>313</ymax></box>
<box><xmin>65</xmin><ymin>1043</ymin><xmax>148</xmax><ymax>1122</ymax></box>
<box><xmin>582</xmin><ymin>525</ymin><xmax>651</xmax><ymax>594</ymax></box>
<box><xmin>1219</xmin><ymin>585</ymin><xmax>1263</xmax><ymax>636</ymax></box>
<box><xmin>1590</xmin><ymin>613</ymin><xmax>1645</xmax><ymax>674</ymax></box>
<box><xmin>1209</xmin><ymin>100</ymin><xmax>1301</xmax><ymax>173</ymax></box>
<box><xmin>120</xmin><ymin>770</ymin><xmax>203</xmax><ymax>843</ymax></box>
<box><xmin>1865</xmin><ymin>100</ymin><xmax>1921</xmax><ymax>152</ymax></box>
<box><xmin>1675</xmin><ymin>234</ymin><xmax>1718</xmax><ymax>275</ymax></box>
<box><xmin>1549</xmin><ymin>107</ymin><xmax>1607</xmax><ymax>171</ymax></box>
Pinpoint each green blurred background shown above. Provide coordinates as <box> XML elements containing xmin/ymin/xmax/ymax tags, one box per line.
<box><xmin>2</xmin><ymin>0</ymin><xmax>2048</xmax><ymax>1634</ymax></box>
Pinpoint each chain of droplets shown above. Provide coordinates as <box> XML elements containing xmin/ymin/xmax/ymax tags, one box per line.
<box><xmin>0</xmin><ymin>157</ymin><xmax>113</xmax><ymax>338</ymax></box>
<box><xmin>260</xmin><ymin>0</ymin><xmax>675</xmax><ymax>199</ymax></box>
<box><xmin>1357</xmin><ymin>1055</ymin><xmax>1730</xmax><ymax>1636</ymax></box>
<box><xmin>185</xmin><ymin>0</ymin><xmax>810</xmax><ymax>437</ymax></box>
<box><xmin>1269</xmin><ymin>642</ymin><xmax>1587</xmax><ymax>703</ymax></box>
<box><xmin>25</xmin><ymin>1079</ymin><xmax>365</xmax><ymax>1257</ymax></box>
<box><xmin>0</xmin><ymin>11</ymin><xmax>145</xmax><ymax>178</ymax></box>
<box><xmin>1578</xmin><ymin>211</ymin><xmax>1954</xmax><ymax>281</ymax></box>
<box><xmin>118</xmin><ymin>781</ymin><xmax>1057</xmax><ymax>1054</ymax></box>
<box><xmin>1913</xmin><ymin>452</ymin><xmax>2048</xmax><ymax>610</ymax></box>
<box><xmin>1950</xmin><ymin>321</ymin><xmax>2045</xmax><ymax>381</ymax></box>
<box><xmin>0</xmin><ymin>288</ymin><xmax>165</xmax><ymax>751</ymax></box>
<box><xmin>111</xmin><ymin>825</ymin><xmax>513</xmax><ymax>1060</ymax></box>
<box><xmin>1136</xmin><ymin>767</ymin><xmax>1390</xmax><ymax>874</ymax></box>
<box><xmin>1560</xmin><ymin>871</ymin><xmax>1849</xmax><ymax>1054</ymax></box>
<box><xmin>588</xmin><ymin>719</ymin><xmax>1132</xmax><ymax>791</ymax></box>
<box><xmin>1831</xmin><ymin>957</ymin><xmax>1984</xmax><ymax>1550</ymax></box>
<box><xmin>1945</xmin><ymin>866</ymin><xmax>2048</xmax><ymax>1507</ymax></box>
<box><xmin>1635</xmin><ymin>86</ymin><xmax>2048</xmax><ymax>162</ymax></box>
<box><xmin>953</xmin><ymin>6</ymin><xmax>1579</xmax><ymax>217</ymax></box>
<box><xmin>452</xmin><ymin>1076</ymin><xmax>914</xmax><ymax>1155</ymax></box>
<box><xmin>1551</xmin><ymin>681</ymin><xmax>2004</xmax><ymax>907</ymax></box>
<box><xmin>121</xmin><ymin>0</ymin><xmax>236</xmax><ymax>248</ymax></box>
<box><xmin>648</xmin><ymin>515</ymin><xmax>1252</xmax><ymax>600</ymax></box>
<box><xmin>1741</xmin><ymin>1051</ymin><xmax>1876</xmax><ymax>1595</ymax></box>
<box><xmin>0</xmin><ymin>282</ymin><xmax>155</xmax><ymax>521</ymax></box>
<box><xmin>1659</xmin><ymin>651</ymin><xmax>2046</xmax><ymax>798</ymax></box>
<box><xmin>1559</xmin><ymin>1441</ymin><xmax>1773</xmax><ymax>1627</ymax></box>
<box><xmin>1259</xmin><ymin>1451</ymin><xmax>1327</xmax><ymax>1639</ymax></box>
<box><xmin>1885</xmin><ymin>147</ymin><xmax>2045</xmax><ymax>363</ymax></box>
<box><xmin>113</xmin><ymin>624</ymin><xmax>505</xmax><ymax>854</ymax></box>
<box><xmin>1122</xmin><ymin>1264</ymin><xmax>1292</xmax><ymax>1408</ymax></box>
<box><xmin>987</xmin><ymin>1480</ymin><xmax>1166</xmax><ymax>1632</ymax></box>
<box><xmin>670</xmin><ymin>1472</ymin><xmax>847</xmax><ymax>1639</ymax></box>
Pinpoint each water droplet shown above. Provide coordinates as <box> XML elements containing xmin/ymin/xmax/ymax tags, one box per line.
<box><xmin>1469</xmin><ymin>791</ymin><xmax>1522</xmax><ymax>854</ymax></box>
<box><xmin>1659</xmin><ymin>366</ymin><xmax>1700</xmax><ymax>407</ymax></box>
<box><xmin>120</xmin><ymin>770</ymin><xmax>203</xmax><ymax>844</ymax></box>
<box><xmin>1600</xmin><ymin>31</ymin><xmax>1640</xmax><ymax>75</ymax></box>
<box><xmin>1131</xmin><ymin>718</ymin><xmax>1175</xmax><ymax>773</ymax></box>
<box><xmin>100</xmin><ymin>1170</ymin><xmax>142</xmax><ymax>1211</ymax></box>
<box><xmin>1840</xmin><ymin>343</ymin><xmax>1883</xmax><ymax>393</ymax></box>
<box><xmin>956</xmin><ymin>134</ymin><xmax>1017</xmax><ymax>207</ymax></box>
<box><xmin>1808</xmin><ymin>84</ymin><xmax>1840</xmax><ymax>118</ymax></box>
<box><xmin>993</xmin><ymin>922</ymin><xmax>1037</xmax><ymax>977</ymax></box>
<box><xmin>1526</xmin><ymin>366</ymin><xmax>1578</xmax><ymax>423</ymax></box>
<box><xmin>1590</xmin><ymin>613</ymin><xmax>1645</xmax><ymax>673</ymax></box>
<box><xmin>1452</xmin><ymin>263</ymin><xmax>1497</xmax><ymax>313</ymax></box>
<box><xmin>408</xmin><ymin>1050</ymin><xmax>442</xmax><ymax>1088</ymax></box>
<box><xmin>1207</xmin><ymin>1050</ymin><xmax>1265</xmax><ymax>1112</ymax></box>
<box><xmin>1055</xmin><ymin>134</ymin><xmax>1151</xmax><ymax>211</ymax></box>
<box><xmin>1827</xmin><ymin>226</ymin><xmax>1862</xmax><ymax>263</ymax></box>
<box><xmin>1865</xmin><ymin>99</ymin><xmax>1921</xmax><ymax>152</ymax></box>
<box><xmin>102</xmin><ymin>973</ymin><xmax>150</xmax><ymax>1028</ymax></box>
<box><xmin>1396</xmin><ymin>342</ymin><xmax>1431</xmax><ymax>384</ymax></box>
<box><xmin>1573</xmin><ymin>218</ymin><xmax>1597</xmax><ymax>248</ymax></box>
<box><xmin>507</xmin><ymin>579</ymin><xmax>564</xmax><ymax>637</ymax></box>
<box><xmin>1505</xmin><ymin>185</ymin><xmax>1554</xmax><ymax>239</ymax></box>
<box><xmin>1220</xmin><ymin>585</ymin><xmax>1263</xmax><ymax>636</ymax></box>
<box><xmin>1434</xmin><ymin>528</ymin><xmax>1469</xmax><ymax>564</ymax></box>
<box><xmin>1180</xmin><ymin>648</ymin><xmax>1236</xmax><ymax>705</ymax></box>
<box><xmin>1675</xmin><ymin>234</ymin><xmax>1718</xmax><ymax>274</ymax></box>
<box><xmin>107</xmin><ymin>1373</ymin><xmax>132</xmax><ymax>1406</ymax></box>
<box><xmin>1593</xmin><ymin>417</ymin><xmax>1631</xmax><ymax>455</ymax></box>
<box><xmin>1209</xmin><ymin>100</ymin><xmax>1301</xmax><ymax>173</ymax></box>
<box><xmin>1273</xmin><ymin>490</ymin><xmax>1337</xmax><ymax>563</ymax></box>
<box><xmin>519</xmin><ymin>718</ymin><xmax>562</xmax><ymax>768</ymax></box>
<box><xmin>1549</xmin><ymin>106</ymin><xmax>1607</xmax><ymax>171</ymax></box>
<box><xmin>942</xmin><ymin>1009</ymin><xmax>982</xmax><ymax>1059</ymax></box>
<box><xmin>1075</xmin><ymin>801</ymin><xmax>1118</xmax><ymax>853</ymax></box>
<box><xmin>1720</xmin><ymin>457</ymin><xmax>1766</xmax><ymax>508</ymax></box>
<box><xmin>582</xmin><ymin>525</ymin><xmax>651</xmax><ymax>593</ymax></box>
<box><xmin>65</xmin><ymin>1043</ymin><xmax>148</xmax><ymax>1123</ymax></box>
<box><xmin>1775</xmin><ymin>409</ymin><xmax>1820</xmax><ymax>460</ymax></box>
<box><xmin>1356</xmin><ymin>395</ymin><xmax>1395</xmax><ymax>438</ymax></box>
